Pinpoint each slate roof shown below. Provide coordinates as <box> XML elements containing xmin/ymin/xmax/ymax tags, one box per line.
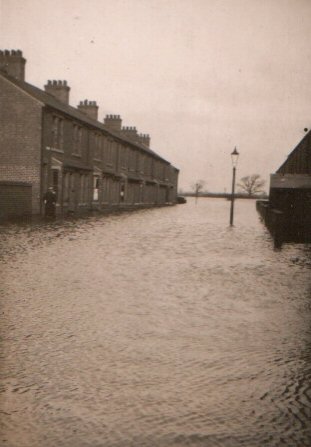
<box><xmin>1</xmin><ymin>72</ymin><xmax>177</xmax><ymax>167</ymax></box>
<box><xmin>277</xmin><ymin>129</ymin><xmax>311</xmax><ymax>174</ymax></box>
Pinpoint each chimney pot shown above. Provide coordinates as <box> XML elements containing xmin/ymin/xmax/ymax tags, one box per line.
<box><xmin>121</xmin><ymin>125</ymin><xmax>139</xmax><ymax>141</ymax></box>
<box><xmin>44</xmin><ymin>79</ymin><xmax>71</xmax><ymax>104</ymax></box>
<box><xmin>0</xmin><ymin>48</ymin><xmax>26</xmax><ymax>81</ymax></box>
<box><xmin>77</xmin><ymin>99</ymin><xmax>99</xmax><ymax>121</ymax></box>
<box><xmin>104</xmin><ymin>114</ymin><xmax>122</xmax><ymax>131</ymax></box>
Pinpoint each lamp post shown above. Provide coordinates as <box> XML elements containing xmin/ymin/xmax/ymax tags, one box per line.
<box><xmin>230</xmin><ymin>147</ymin><xmax>239</xmax><ymax>226</ymax></box>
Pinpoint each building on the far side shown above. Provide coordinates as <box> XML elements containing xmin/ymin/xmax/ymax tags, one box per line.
<box><xmin>257</xmin><ymin>130</ymin><xmax>311</xmax><ymax>243</ymax></box>
<box><xmin>0</xmin><ymin>50</ymin><xmax>179</xmax><ymax>220</ymax></box>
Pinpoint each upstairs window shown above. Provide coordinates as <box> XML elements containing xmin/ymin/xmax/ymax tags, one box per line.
<box><xmin>52</xmin><ymin>116</ymin><xmax>63</xmax><ymax>150</ymax></box>
<box><xmin>144</xmin><ymin>156</ymin><xmax>152</xmax><ymax>175</ymax></box>
<box><xmin>129</xmin><ymin>149</ymin><xmax>136</xmax><ymax>171</ymax></box>
<box><xmin>120</xmin><ymin>145</ymin><xmax>128</xmax><ymax>168</ymax></box>
<box><xmin>73</xmin><ymin>124</ymin><xmax>83</xmax><ymax>156</ymax></box>
<box><xmin>105</xmin><ymin>139</ymin><xmax>115</xmax><ymax>166</ymax></box>
<box><xmin>94</xmin><ymin>133</ymin><xmax>102</xmax><ymax>160</ymax></box>
<box><xmin>139</xmin><ymin>154</ymin><xmax>145</xmax><ymax>174</ymax></box>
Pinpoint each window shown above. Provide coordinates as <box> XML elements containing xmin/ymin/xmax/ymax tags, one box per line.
<box><xmin>144</xmin><ymin>156</ymin><xmax>152</xmax><ymax>175</ymax></box>
<box><xmin>94</xmin><ymin>133</ymin><xmax>102</xmax><ymax>160</ymax></box>
<box><xmin>105</xmin><ymin>138</ymin><xmax>114</xmax><ymax>166</ymax></box>
<box><xmin>52</xmin><ymin>116</ymin><xmax>63</xmax><ymax>149</ymax></box>
<box><xmin>139</xmin><ymin>154</ymin><xmax>145</xmax><ymax>173</ymax></box>
<box><xmin>120</xmin><ymin>145</ymin><xmax>128</xmax><ymax>168</ymax></box>
<box><xmin>129</xmin><ymin>149</ymin><xmax>136</xmax><ymax>171</ymax></box>
<box><xmin>73</xmin><ymin>124</ymin><xmax>83</xmax><ymax>155</ymax></box>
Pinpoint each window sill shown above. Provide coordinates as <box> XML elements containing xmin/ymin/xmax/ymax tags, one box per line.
<box><xmin>46</xmin><ymin>146</ymin><xmax>64</xmax><ymax>154</ymax></box>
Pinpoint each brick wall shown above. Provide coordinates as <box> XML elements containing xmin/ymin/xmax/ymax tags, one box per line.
<box><xmin>0</xmin><ymin>75</ymin><xmax>42</xmax><ymax>213</ymax></box>
<box><xmin>0</xmin><ymin>181</ymin><xmax>32</xmax><ymax>221</ymax></box>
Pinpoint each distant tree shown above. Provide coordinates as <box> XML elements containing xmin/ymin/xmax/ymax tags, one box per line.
<box><xmin>237</xmin><ymin>174</ymin><xmax>265</xmax><ymax>196</ymax></box>
<box><xmin>191</xmin><ymin>180</ymin><xmax>206</xmax><ymax>203</ymax></box>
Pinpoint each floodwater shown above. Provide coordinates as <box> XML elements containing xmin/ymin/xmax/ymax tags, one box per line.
<box><xmin>0</xmin><ymin>198</ymin><xmax>311</xmax><ymax>447</ymax></box>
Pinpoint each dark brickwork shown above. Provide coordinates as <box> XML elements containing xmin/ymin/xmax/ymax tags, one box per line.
<box><xmin>0</xmin><ymin>75</ymin><xmax>42</xmax><ymax>213</ymax></box>
<box><xmin>262</xmin><ymin>130</ymin><xmax>311</xmax><ymax>244</ymax></box>
<box><xmin>0</xmin><ymin>181</ymin><xmax>32</xmax><ymax>221</ymax></box>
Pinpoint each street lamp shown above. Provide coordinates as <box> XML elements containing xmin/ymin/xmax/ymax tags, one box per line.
<box><xmin>230</xmin><ymin>147</ymin><xmax>239</xmax><ymax>226</ymax></box>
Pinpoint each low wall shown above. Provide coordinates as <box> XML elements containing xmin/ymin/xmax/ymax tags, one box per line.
<box><xmin>256</xmin><ymin>200</ymin><xmax>311</xmax><ymax>245</ymax></box>
<box><xmin>0</xmin><ymin>181</ymin><xmax>32</xmax><ymax>222</ymax></box>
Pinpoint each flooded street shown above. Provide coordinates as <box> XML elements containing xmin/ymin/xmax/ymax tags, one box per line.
<box><xmin>1</xmin><ymin>198</ymin><xmax>311</xmax><ymax>447</ymax></box>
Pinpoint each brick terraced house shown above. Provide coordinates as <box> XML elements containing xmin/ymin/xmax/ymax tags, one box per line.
<box><xmin>0</xmin><ymin>50</ymin><xmax>179</xmax><ymax>219</ymax></box>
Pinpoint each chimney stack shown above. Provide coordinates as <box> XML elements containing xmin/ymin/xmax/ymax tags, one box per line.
<box><xmin>44</xmin><ymin>80</ymin><xmax>70</xmax><ymax>105</ymax></box>
<box><xmin>77</xmin><ymin>99</ymin><xmax>99</xmax><ymax>121</ymax></box>
<box><xmin>104</xmin><ymin>114</ymin><xmax>122</xmax><ymax>132</ymax></box>
<box><xmin>138</xmin><ymin>133</ymin><xmax>151</xmax><ymax>147</ymax></box>
<box><xmin>121</xmin><ymin>126</ymin><xmax>138</xmax><ymax>141</ymax></box>
<box><xmin>0</xmin><ymin>49</ymin><xmax>26</xmax><ymax>81</ymax></box>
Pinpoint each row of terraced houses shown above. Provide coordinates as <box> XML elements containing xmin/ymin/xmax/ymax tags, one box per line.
<box><xmin>0</xmin><ymin>50</ymin><xmax>179</xmax><ymax>220</ymax></box>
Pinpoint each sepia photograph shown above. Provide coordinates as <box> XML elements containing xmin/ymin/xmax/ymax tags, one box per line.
<box><xmin>0</xmin><ymin>0</ymin><xmax>310</xmax><ymax>446</ymax></box>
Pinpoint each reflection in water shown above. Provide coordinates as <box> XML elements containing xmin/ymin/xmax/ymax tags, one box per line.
<box><xmin>1</xmin><ymin>199</ymin><xmax>311</xmax><ymax>447</ymax></box>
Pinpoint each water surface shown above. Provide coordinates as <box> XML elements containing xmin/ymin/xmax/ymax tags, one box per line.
<box><xmin>1</xmin><ymin>198</ymin><xmax>311</xmax><ymax>446</ymax></box>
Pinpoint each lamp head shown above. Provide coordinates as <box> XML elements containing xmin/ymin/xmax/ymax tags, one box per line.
<box><xmin>231</xmin><ymin>147</ymin><xmax>239</xmax><ymax>167</ymax></box>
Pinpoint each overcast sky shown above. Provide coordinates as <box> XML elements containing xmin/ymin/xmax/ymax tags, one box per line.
<box><xmin>1</xmin><ymin>0</ymin><xmax>311</xmax><ymax>192</ymax></box>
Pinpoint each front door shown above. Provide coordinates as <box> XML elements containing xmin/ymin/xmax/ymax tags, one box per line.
<box><xmin>69</xmin><ymin>173</ymin><xmax>77</xmax><ymax>212</ymax></box>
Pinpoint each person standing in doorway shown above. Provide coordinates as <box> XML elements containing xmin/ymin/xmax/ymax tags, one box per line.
<box><xmin>43</xmin><ymin>187</ymin><xmax>57</xmax><ymax>217</ymax></box>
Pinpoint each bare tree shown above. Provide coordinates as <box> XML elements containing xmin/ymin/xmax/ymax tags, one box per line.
<box><xmin>237</xmin><ymin>174</ymin><xmax>265</xmax><ymax>196</ymax></box>
<box><xmin>191</xmin><ymin>180</ymin><xmax>206</xmax><ymax>203</ymax></box>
